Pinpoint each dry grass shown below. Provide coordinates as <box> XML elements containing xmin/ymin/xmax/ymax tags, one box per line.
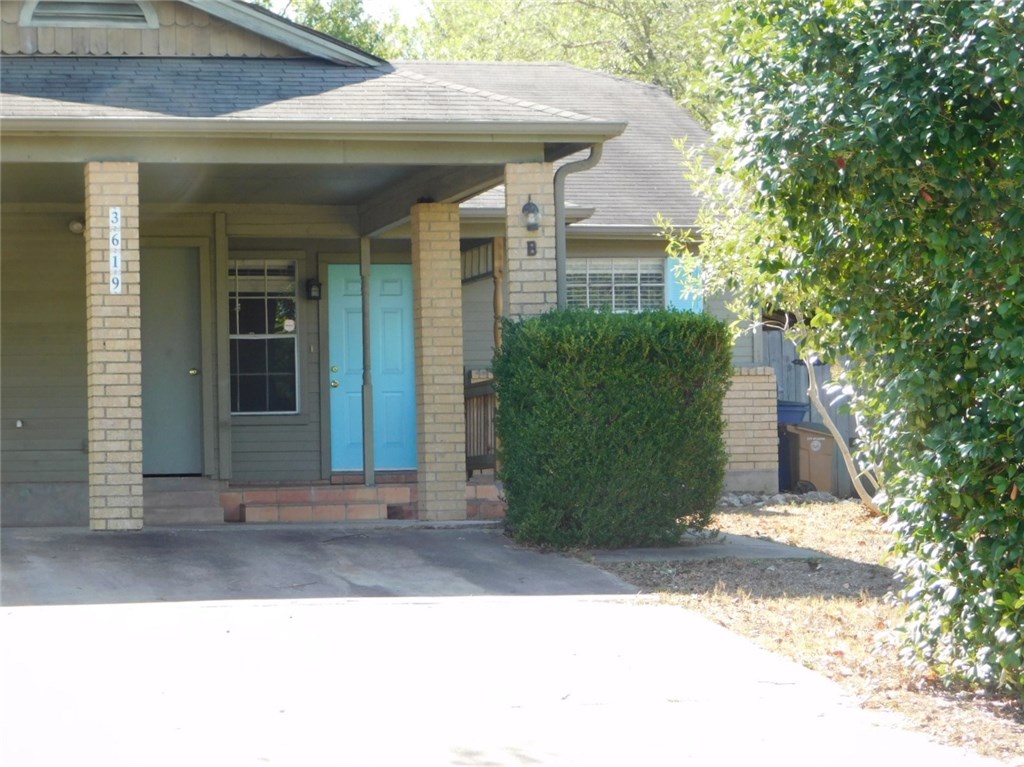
<box><xmin>603</xmin><ymin>501</ymin><xmax>1024</xmax><ymax>765</ymax></box>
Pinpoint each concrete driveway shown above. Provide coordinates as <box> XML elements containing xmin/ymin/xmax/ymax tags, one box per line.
<box><xmin>0</xmin><ymin>523</ymin><xmax>628</xmax><ymax>606</ymax></box>
<box><xmin>0</xmin><ymin>524</ymin><xmax>1009</xmax><ymax>766</ymax></box>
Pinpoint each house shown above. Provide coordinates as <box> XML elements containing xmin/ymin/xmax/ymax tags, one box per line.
<box><xmin>0</xmin><ymin>0</ymin><xmax>778</xmax><ymax>529</ymax></box>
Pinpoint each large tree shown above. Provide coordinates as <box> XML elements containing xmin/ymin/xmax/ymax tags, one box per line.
<box><xmin>674</xmin><ymin>0</ymin><xmax>1024</xmax><ymax>693</ymax></box>
<box><xmin>417</xmin><ymin>0</ymin><xmax>722</xmax><ymax>126</ymax></box>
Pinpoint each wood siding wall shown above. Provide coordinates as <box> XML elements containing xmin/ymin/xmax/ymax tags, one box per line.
<box><xmin>1</xmin><ymin>1</ymin><xmax>303</xmax><ymax>57</ymax></box>
<box><xmin>1</xmin><ymin>212</ymin><xmax>88</xmax><ymax>483</ymax></box>
<box><xmin>461</xmin><ymin>277</ymin><xmax>494</xmax><ymax>371</ymax></box>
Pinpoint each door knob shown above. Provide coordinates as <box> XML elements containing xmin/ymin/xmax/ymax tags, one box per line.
<box><xmin>330</xmin><ymin>380</ymin><xmax>340</xmax><ymax>388</ymax></box>
<box><xmin>188</xmin><ymin>368</ymin><xmax>199</xmax><ymax>376</ymax></box>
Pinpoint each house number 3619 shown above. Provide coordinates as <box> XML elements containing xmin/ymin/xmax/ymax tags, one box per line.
<box><xmin>109</xmin><ymin>207</ymin><xmax>122</xmax><ymax>294</ymax></box>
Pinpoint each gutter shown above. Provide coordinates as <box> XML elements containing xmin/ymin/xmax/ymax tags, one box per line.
<box><xmin>554</xmin><ymin>144</ymin><xmax>603</xmax><ymax>308</ymax></box>
<box><xmin>0</xmin><ymin>117</ymin><xmax>626</xmax><ymax>143</ymax></box>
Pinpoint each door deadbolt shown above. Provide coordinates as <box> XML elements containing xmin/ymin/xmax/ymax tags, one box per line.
<box><xmin>188</xmin><ymin>368</ymin><xmax>199</xmax><ymax>376</ymax></box>
<box><xmin>330</xmin><ymin>380</ymin><xmax>340</xmax><ymax>388</ymax></box>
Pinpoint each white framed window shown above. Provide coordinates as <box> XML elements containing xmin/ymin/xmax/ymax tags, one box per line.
<box><xmin>228</xmin><ymin>260</ymin><xmax>299</xmax><ymax>415</ymax></box>
<box><xmin>566</xmin><ymin>258</ymin><xmax>666</xmax><ymax>312</ymax></box>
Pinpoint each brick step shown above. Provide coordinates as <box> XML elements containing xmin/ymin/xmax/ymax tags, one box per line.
<box><xmin>226</xmin><ymin>484</ymin><xmax>415</xmax><ymax>523</ymax></box>
<box><xmin>240</xmin><ymin>501</ymin><xmax>387</xmax><ymax>523</ymax></box>
<box><xmin>467</xmin><ymin>499</ymin><xmax>507</xmax><ymax>520</ymax></box>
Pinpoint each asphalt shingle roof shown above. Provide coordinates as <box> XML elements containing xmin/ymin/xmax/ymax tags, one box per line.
<box><xmin>0</xmin><ymin>57</ymin><xmax>610</xmax><ymax>128</ymax></box>
<box><xmin>400</xmin><ymin>62</ymin><xmax>709</xmax><ymax>229</ymax></box>
<box><xmin>1</xmin><ymin>55</ymin><xmax>705</xmax><ymax>227</ymax></box>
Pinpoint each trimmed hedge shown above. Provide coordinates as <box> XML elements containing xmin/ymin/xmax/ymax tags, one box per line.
<box><xmin>494</xmin><ymin>309</ymin><xmax>732</xmax><ymax>548</ymax></box>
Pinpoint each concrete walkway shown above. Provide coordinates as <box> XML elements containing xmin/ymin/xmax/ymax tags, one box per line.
<box><xmin>0</xmin><ymin>525</ymin><xmax>1009</xmax><ymax>767</ymax></box>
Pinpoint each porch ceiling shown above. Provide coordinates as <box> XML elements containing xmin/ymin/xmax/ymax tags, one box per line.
<box><xmin>1</xmin><ymin>161</ymin><xmax>505</xmax><ymax>233</ymax></box>
<box><xmin>1</xmin><ymin>162</ymin><xmax>488</xmax><ymax>205</ymax></box>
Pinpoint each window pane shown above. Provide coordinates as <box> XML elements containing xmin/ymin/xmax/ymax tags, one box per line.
<box><xmin>267</xmin><ymin>298</ymin><xmax>296</xmax><ymax>334</ymax></box>
<box><xmin>640</xmin><ymin>284</ymin><xmax>664</xmax><ymax>309</ymax></box>
<box><xmin>233</xmin><ymin>339</ymin><xmax>267</xmax><ymax>374</ymax></box>
<box><xmin>614</xmin><ymin>284</ymin><xmax>639</xmax><ymax>312</ymax></box>
<box><xmin>268</xmin><ymin>374</ymin><xmax>297</xmax><ymax>412</ymax></box>
<box><xmin>566</xmin><ymin>285</ymin><xmax>588</xmax><ymax>307</ymax></box>
<box><xmin>266</xmin><ymin>338</ymin><xmax>295</xmax><ymax>374</ymax></box>
<box><xmin>235</xmin><ymin>298</ymin><xmax>267</xmax><ymax>335</ymax></box>
<box><xmin>590</xmin><ymin>284</ymin><xmax>613</xmax><ymax>310</ymax></box>
<box><xmin>235</xmin><ymin>375</ymin><xmax>268</xmax><ymax>412</ymax></box>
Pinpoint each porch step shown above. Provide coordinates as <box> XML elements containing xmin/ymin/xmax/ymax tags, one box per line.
<box><xmin>227</xmin><ymin>484</ymin><xmax>414</xmax><ymax>524</ymax></box>
<box><xmin>144</xmin><ymin>478</ymin><xmax>225</xmax><ymax>525</ymax></box>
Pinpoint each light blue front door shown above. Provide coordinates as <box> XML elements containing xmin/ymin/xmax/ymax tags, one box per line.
<box><xmin>328</xmin><ymin>264</ymin><xmax>417</xmax><ymax>471</ymax></box>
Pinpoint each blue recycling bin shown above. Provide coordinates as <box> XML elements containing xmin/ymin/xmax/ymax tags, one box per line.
<box><xmin>777</xmin><ymin>400</ymin><xmax>809</xmax><ymax>491</ymax></box>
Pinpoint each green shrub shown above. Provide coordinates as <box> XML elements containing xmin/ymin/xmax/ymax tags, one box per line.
<box><xmin>493</xmin><ymin>309</ymin><xmax>732</xmax><ymax>548</ymax></box>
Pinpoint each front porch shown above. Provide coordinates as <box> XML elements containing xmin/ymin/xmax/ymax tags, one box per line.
<box><xmin>139</xmin><ymin>473</ymin><xmax>505</xmax><ymax>526</ymax></box>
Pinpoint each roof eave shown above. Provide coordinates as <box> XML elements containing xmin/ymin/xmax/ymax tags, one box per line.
<box><xmin>565</xmin><ymin>224</ymin><xmax>684</xmax><ymax>238</ymax></box>
<box><xmin>0</xmin><ymin>116</ymin><xmax>626</xmax><ymax>144</ymax></box>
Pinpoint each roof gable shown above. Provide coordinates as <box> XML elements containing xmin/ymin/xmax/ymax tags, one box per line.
<box><xmin>1</xmin><ymin>0</ymin><xmax>384</xmax><ymax>65</ymax></box>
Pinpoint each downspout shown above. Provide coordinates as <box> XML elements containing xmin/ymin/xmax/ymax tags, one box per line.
<box><xmin>554</xmin><ymin>144</ymin><xmax>603</xmax><ymax>308</ymax></box>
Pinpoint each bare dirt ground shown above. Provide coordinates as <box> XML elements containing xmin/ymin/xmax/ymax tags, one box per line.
<box><xmin>602</xmin><ymin>500</ymin><xmax>1024</xmax><ymax>765</ymax></box>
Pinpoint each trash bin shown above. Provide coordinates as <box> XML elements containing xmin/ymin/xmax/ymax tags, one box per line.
<box><xmin>777</xmin><ymin>400</ymin><xmax>810</xmax><ymax>491</ymax></box>
<box><xmin>777</xmin><ymin>400</ymin><xmax>810</xmax><ymax>424</ymax></box>
<box><xmin>785</xmin><ymin>422</ymin><xmax>836</xmax><ymax>495</ymax></box>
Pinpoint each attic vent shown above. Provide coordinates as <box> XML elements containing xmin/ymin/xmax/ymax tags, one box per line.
<box><xmin>20</xmin><ymin>0</ymin><xmax>159</xmax><ymax>28</ymax></box>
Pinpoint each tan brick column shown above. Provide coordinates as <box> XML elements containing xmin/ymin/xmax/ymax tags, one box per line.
<box><xmin>723</xmin><ymin>367</ymin><xmax>779</xmax><ymax>493</ymax></box>
<box><xmin>84</xmin><ymin>162</ymin><xmax>143</xmax><ymax>530</ymax></box>
<box><xmin>505</xmin><ymin>162</ymin><xmax>556</xmax><ymax>317</ymax></box>
<box><xmin>410</xmin><ymin>203</ymin><xmax>467</xmax><ymax>520</ymax></box>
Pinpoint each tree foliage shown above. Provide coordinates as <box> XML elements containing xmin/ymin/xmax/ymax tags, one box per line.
<box><xmin>674</xmin><ymin>0</ymin><xmax>1024</xmax><ymax>694</ymax></box>
<box><xmin>261</xmin><ymin>0</ymin><xmax>410</xmax><ymax>59</ymax></box>
<box><xmin>417</xmin><ymin>0</ymin><xmax>723</xmax><ymax>125</ymax></box>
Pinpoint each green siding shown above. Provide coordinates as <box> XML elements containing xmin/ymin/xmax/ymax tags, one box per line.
<box><xmin>228</xmin><ymin>250</ymin><xmax>323</xmax><ymax>481</ymax></box>
<box><xmin>0</xmin><ymin>219</ymin><xmax>88</xmax><ymax>483</ymax></box>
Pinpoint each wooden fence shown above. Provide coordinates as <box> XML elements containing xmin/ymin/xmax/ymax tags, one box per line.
<box><xmin>465</xmin><ymin>378</ymin><xmax>496</xmax><ymax>477</ymax></box>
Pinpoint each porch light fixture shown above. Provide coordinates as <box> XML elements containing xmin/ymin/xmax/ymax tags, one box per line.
<box><xmin>68</xmin><ymin>219</ymin><xmax>84</xmax><ymax>235</ymax></box>
<box><xmin>522</xmin><ymin>196</ymin><xmax>541</xmax><ymax>231</ymax></box>
<box><xmin>305</xmin><ymin>278</ymin><xmax>322</xmax><ymax>301</ymax></box>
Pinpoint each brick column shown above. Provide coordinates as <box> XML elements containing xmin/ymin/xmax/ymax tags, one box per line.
<box><xmin>723</xmin><ymin>367</ymin><xmax>779</xmax><ymax>493</ymax></box>
<box><xmin>84</xmin><ymin>162</ymin><xmax>143</xmax><ymax>530</ymax></box>
<box><xmin>505</xmin><ymin>162</ymin><xmax>556</xmax><ymax>317</ymax></box>
<box><xmin>410</xmin><ymin>203</ymin><xmax>467</xmax><ymax>520</ymax></box>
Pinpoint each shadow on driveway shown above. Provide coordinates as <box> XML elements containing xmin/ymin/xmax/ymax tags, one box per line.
<box><xmin>0</xmin><ymin>524</ymin><xmax>634</xmax><ymax>606</ymax></box>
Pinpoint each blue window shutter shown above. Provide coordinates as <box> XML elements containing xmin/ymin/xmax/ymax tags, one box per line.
<box><xmin>665</xmin><ymin>257</ymin><xmax>703</xmax><ymax>313</ymax></box>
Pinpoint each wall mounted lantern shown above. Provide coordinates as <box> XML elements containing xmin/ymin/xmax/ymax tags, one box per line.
<box><xmin>521</xmin><ymin>196</ymin><xmax>541</xmax><ymax>231</ymax></box>
<box><xmin>68</xmin><ymin>219</ymin><xmax>85</xmax><ymax>235</ymax></box>
<box><xmin>305</xmin><ymin>278</ymin><xmax>322</xmax><ymax>300</ymax></box>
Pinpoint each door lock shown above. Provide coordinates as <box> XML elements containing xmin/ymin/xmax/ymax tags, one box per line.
<box><xmin>330</xmin><ymin>380</ymin><xmax>340</xmax><ymax>388</ymax></box>
<box><xmin>188</xmin><ymin>368</ymin><xmax>199</xmax><ymax>376</ymax></box>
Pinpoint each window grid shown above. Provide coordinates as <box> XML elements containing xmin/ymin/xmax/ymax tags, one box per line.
<box><xmin>566</xmin><ymin>258</ymin><xmax>665</xmax><ymax>312</ymax></box>
<box><xmin>228</xmin><ymin>260</ymin><xmax>299</xmax><ymax>415</ymax></box>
